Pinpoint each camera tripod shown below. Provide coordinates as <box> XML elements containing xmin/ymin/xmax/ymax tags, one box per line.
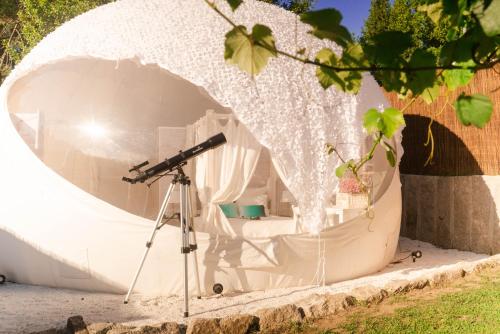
<box><xmin>124</xmin><ymin>167</ymin><xmax>202</xmax><ymax>318</ymax></box>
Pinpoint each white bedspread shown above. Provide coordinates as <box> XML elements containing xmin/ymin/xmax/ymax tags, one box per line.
<box><xmin>194</xmin><ymin>215</ymin><xmax>296</xmax><ymax>238</ymax></box>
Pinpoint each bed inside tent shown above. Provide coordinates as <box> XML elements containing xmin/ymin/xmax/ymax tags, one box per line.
<box><xmin>160</xmin><ymin>110</ymin><xmax>300</xmax><ymax>238</ymax></box>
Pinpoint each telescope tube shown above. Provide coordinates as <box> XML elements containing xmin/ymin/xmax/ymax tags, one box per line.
<box><xmin>123</xmin><ymin>132</ymin><xmax>226</xmax><ymax>184</ymax></box>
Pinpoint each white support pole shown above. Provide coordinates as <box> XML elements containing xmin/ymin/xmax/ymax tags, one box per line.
<box><xmin>124</xmin><ymin>182</ymin><xmax>176</xmax><ymax>304</ymax></box>
<box><xmin>180</xmin><ymin>183</ymin><xmax>190</xmax><ymax>318</ymax></box>
<box><xmin>187</xmin><ymin>190</ymin><xmax>202</xmax><ymax>299</ymax></box>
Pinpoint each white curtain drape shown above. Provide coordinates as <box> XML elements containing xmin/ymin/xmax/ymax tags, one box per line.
<box><xmin>271</xmin><ymin>156</ymin><xmax>303</xmax><ymax>232</ymax></box>
<box><xmin>193</xmin><ymin>111</ymin><xmax>262</xmax><ymax>236</ymax></box>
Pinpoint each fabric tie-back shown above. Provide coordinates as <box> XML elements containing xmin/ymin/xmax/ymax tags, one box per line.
<box><xmin>194</xmin><ymin>113</ymin><xmax>261</xmax><ymax>236</ymax></box>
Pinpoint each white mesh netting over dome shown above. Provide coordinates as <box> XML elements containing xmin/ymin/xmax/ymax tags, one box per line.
<box><xmin>1</xmin><ymin>0</ymin><xmax>398</xmax><ymax>233</ymax></box>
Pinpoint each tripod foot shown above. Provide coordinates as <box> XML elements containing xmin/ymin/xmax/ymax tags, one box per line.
<box><xmin>197</xmin><ymin>296</ymin><xmax>202</xmax><ymax>300</ymax></box>
<box><xmin>123</xmin><ymin>301</ymin><xmax>128</xmax><ymax>304</ymax></box>
<box><xmin>183</xmin><ymin>312</ymin><xmax>189</xmax><ymax>318</ymax></box>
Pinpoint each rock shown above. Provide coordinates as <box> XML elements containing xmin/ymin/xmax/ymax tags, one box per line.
<box><xmin>255</xmin><ymin>304</ymin><xmax>304</xmax><ymax>333</ymax></box>
<box><xmin>87</xmin><ymin>323</ymin><xmax>114</xmax><ymax>334</ymax></box>
<box><xmin>219</xmin><ymin>314</ymin><xmax>258</xmax><ymax>334</ymax></box>
<box><xmin>132</xmin><ymin>326</ymin><xmax>161</xmax><ymax>334</ymax></box>
<box><xmin>305</xmin><ymin>293</ymin><xmax>356</xmax><ymax>318</ymax></box>
<box><xmin>156</xmin><ymin>322</ymin><xmax>180</xmax><ymax>334</ymax></box>
<box><xmin>350</xmin><ymin>285</ymin><xmax>388</xmax><ymax>305</ymax></box>
<box><xmin>106</xmin><ymin>325</ymin><xmax>136</xmax><ymax>334</ymax></box>
<box><xmin>67</xmin><ymin>316</ymin><xmax>88</xmax><ymax>334</ymax></box>
<box><xmin>407</xmin><ymin>279</ymin><xmax>430</xmax><ymax>290</ymax></box>
<box><xmin>106</xmin><ymin>330</ymin><xmax>131</xmax><ymax>334</ymax></box>
<box><xmin>131</xmin><ymin>323</ymin><xmax>180</xmax><ymax>334</ymax></box>
<box><xmin>186</xmin><ymin>318</ymin><xmax>221</xmax><ymax>334</ymax></box>
<box><xmin>472</xmin><ymin>260</ymin><xmax>497</xmax><ymax>273</ymax></box>
<box><xmin>384</xmin><ymin>279</ymin><xmax>412</xmax><ymax>294</ymax></box>
<box><xmin>386</xmin><ymin>279</ymin><xmax>430</xmax><ymax>293</ymax></box>
<box><xmin>429</xmin><ymin>269</ymin><xmax>466</xmax><ymax>287</ymax></box>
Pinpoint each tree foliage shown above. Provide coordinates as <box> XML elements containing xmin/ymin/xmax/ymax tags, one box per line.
<box><xmin>0</xmin><ymin>0</ymin><xmax>114</xmax><ymax>82</ymax></box>
<box><xmin>7</xmin><ymin>0</ymin><xmax>114</xmax><ymax>63</ymax></box>
<box><xmin>258</xmin><ymin>0</ymin><xmax>314</xmax><ymax>14</ymax></box>
<box><xmin>361</xmin><ymin>0</ymin><xmax>390</xmax><ymax>44</ymax></box>
<box><xmin>214</xmin><ymin>0</ymin><xmax>499</xmax><ymax>180</ymax></box>
<box><xmin>362</xmin><ymin>0</ymin><xmax>449</xmax><ymax>55</ymax></box>
<box><xmin>0</xmin><ymin>0</ymin><xmax>18</xmax><ymax>22</ymax></box>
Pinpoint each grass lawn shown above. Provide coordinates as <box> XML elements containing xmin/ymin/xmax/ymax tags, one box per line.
<box><xmin>288</xmin><ymin>265</ymin><xmax>500</xmax><ymax>334</ymax></box>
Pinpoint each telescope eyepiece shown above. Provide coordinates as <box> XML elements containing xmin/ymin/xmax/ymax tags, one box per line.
<box><xmin>129</xmin><ymin>160</ymin><xmax>149</xmax><ymax>173</ymax></box>
<box><xmin>122</xmin><ymin>177</ymin><xmax>135</xmax><ymax>184</ymax></box>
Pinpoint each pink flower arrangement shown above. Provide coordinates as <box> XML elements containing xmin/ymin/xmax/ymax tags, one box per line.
<box><xmin>339</xmin><ymin>177</ymin><xmax>365</xmax><ymax>194</ymax></box>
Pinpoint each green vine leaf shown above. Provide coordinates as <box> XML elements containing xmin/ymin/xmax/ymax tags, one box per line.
<box><xmin>315</xmin><ymin>48</ymin><xmax>340</xmax><ymax>89</ymax></box>
<box><xmin>224</xmin><ymin>24</ymin><xmax>277</xmax><ymax>76</ymax></box>
<box><xmin>300</xmin><ymin>9</ymin><xmax>352</xmax><ymax>48</ymax></box>
<box><xmin>421</xmin><ymin>83</ymin><xmax>441</xmax><ymax>104</ymax></box>
<box><xmin>363</xmin><ymin>108</ymin><xmax>382</xmax><ymax>134</ymax></box>
<box><xmin>315</xmin><ymin>48</ymin><xmax>362</xmax><ymax>93</ymax></box>
<box><xmin>342</xmin><ymin>71</ymin><xmax>363</xmax><ymax>94</ymax></box>
<box><xmin>473</xmin><ymin>0</ymin><xmax>500</xmax><ymax>37</ymax></box>
<box><xmin>381</xmin><ymin>108</ymin><xmax>405</xmax><ymax>139</ymax></box>
<box><xmin>362</xmin><ymin>108</ymin><xmax>405</xmax><ymax>138</ymax></box>
<box><xmin>341</xmin><ymin>43</ymin><xmax>369</xmax><ymax>68</ymax></box>
<box><xmin>454</xmin><ymin>93</ymin><xmax>493</xmax><ymax>128</ymax></box>
<box><xmin>383</xmin><ymin>141</ymin><xmax>396</xmax><ymax>153</ymax></box>
<box><xmin>386</xmin><ymin>150</ymin><xmax>396</xmax><ymax>167</ymax></box>
<box><xmin>363</xmin><ymin>31</ymin><xmax>412</xmax><ymax>65</ymax></box>
<box><xmin>338</xmin><ymin>43</ymin><xmax>366</xmax><ymax>93</ymax></box>
<box><xmin>335</xmin><ymin>162</ymin><xmax>349</xmax><ymax>178</ymax></box>
<box><xmin>443</xmin><ymin>61</ymin><xmax>474</xmax><ymax>90</ymax></box>
<box><xmin>226</xmin><ymin>0</ymin><xmax>243</xmax><ymax>11</ymax></box>
<box><xmin>407</xmin><ymin>49</ymin><xmax>437</xmax><ymax>95</ymax></box>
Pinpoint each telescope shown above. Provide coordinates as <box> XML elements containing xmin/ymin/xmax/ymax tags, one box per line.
<box><xmin>122</xmin><ymin>132</ymin><xmax>227</xmax><ymax>184</ymax></box>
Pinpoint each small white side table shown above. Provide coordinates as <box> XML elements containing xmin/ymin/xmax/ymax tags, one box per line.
<box><xmin>325</xmin><ymin>206</ymin><xmax>365</xmax><ymax>226</ymax></box>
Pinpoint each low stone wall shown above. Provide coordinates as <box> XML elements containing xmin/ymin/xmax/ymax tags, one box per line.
<box><xmin>400</xmin><ymin>174</ymin><xmax>500</xmax><ymax>255</ymax></box>
<box><xmin>31</xmin><ymin>255</ymin><xmax>500</xmax><ymax>334</ymax></box>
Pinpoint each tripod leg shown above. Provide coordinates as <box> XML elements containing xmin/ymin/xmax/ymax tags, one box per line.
<box><xmin>124</xmin><ymin>182</ymin><xmax>176</xmax><ymax>304</ymax></box>
<box><xmin>180</xmin><ymin>183</ymin><xmax>190</xmax><ymax>318</ymax></box>
<box><xmin>187</xmin><ymin>187</ymin><xmax>202</xmax><ymax>299</ymax></box>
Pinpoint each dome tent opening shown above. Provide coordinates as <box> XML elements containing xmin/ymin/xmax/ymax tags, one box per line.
<box><xmin>0</xmin><ymin>0</ymin><xmax>402</xmax><ymax>296</ymax></box>
<box><xmin>7</xmin><ymin>57</ymin><xmax>232</xmax><ymax>219</ymax></box>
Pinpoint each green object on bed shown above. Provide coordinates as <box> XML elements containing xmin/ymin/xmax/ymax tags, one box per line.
<box><xmin>219</xmin><ymin>203</ymin><xmax>239</xmax><ymax>218</ymax></box>
<box><xmin>239</xmin><ymin>205</ymin><xmax>266</xmax><ymax>219</ymax></box>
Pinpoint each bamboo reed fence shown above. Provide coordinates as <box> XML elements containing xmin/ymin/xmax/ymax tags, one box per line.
<box><xmin>384</xmin><ymin>67</ymin><xmax>499</xmax><ymax>176</ymax></box>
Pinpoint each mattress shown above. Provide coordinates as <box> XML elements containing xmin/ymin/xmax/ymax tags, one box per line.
<box><xmin>194</xmin><ymin>215</ymin><xmax>296</xmax><ymax>238</ymax></box>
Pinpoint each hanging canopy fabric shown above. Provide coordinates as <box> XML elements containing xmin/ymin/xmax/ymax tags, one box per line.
<box><xmin>192</xmin><ymin>112</ymin><xmax>262</xmax><ymax>236</ymax></box>
<box><xmin>0</xmin><ymin>0</ymin><xmax>399</xmax><ymax>233</ymax></box>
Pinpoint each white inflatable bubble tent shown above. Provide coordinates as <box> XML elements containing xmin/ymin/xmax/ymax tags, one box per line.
<box><xmin>0</xmin><ymin>0</ymin><xmax>402</xmax><ymax>297</ymax></box>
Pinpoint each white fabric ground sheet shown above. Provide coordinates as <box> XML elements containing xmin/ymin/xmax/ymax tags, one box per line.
<box><xmin>0</xmin><ymin>238</ymin><xmax>494</xmax><ymax>334</ymax></box>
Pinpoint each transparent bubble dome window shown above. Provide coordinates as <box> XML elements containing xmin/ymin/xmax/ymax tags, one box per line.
<box><xmin>7</xmin><ymin>55</ymin><xmax>398</xmax><ymax>229</ymax></box>
<box><xmin>7</xmin><ymin>58</ymin><xmax>233</xmax><ymax>219</ymax></box>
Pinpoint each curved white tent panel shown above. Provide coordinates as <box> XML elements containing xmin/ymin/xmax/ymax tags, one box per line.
<box><xmin>0</xmin><ymin>0</ymin><xmax>402</xmax><ymax>295</ymax></box>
